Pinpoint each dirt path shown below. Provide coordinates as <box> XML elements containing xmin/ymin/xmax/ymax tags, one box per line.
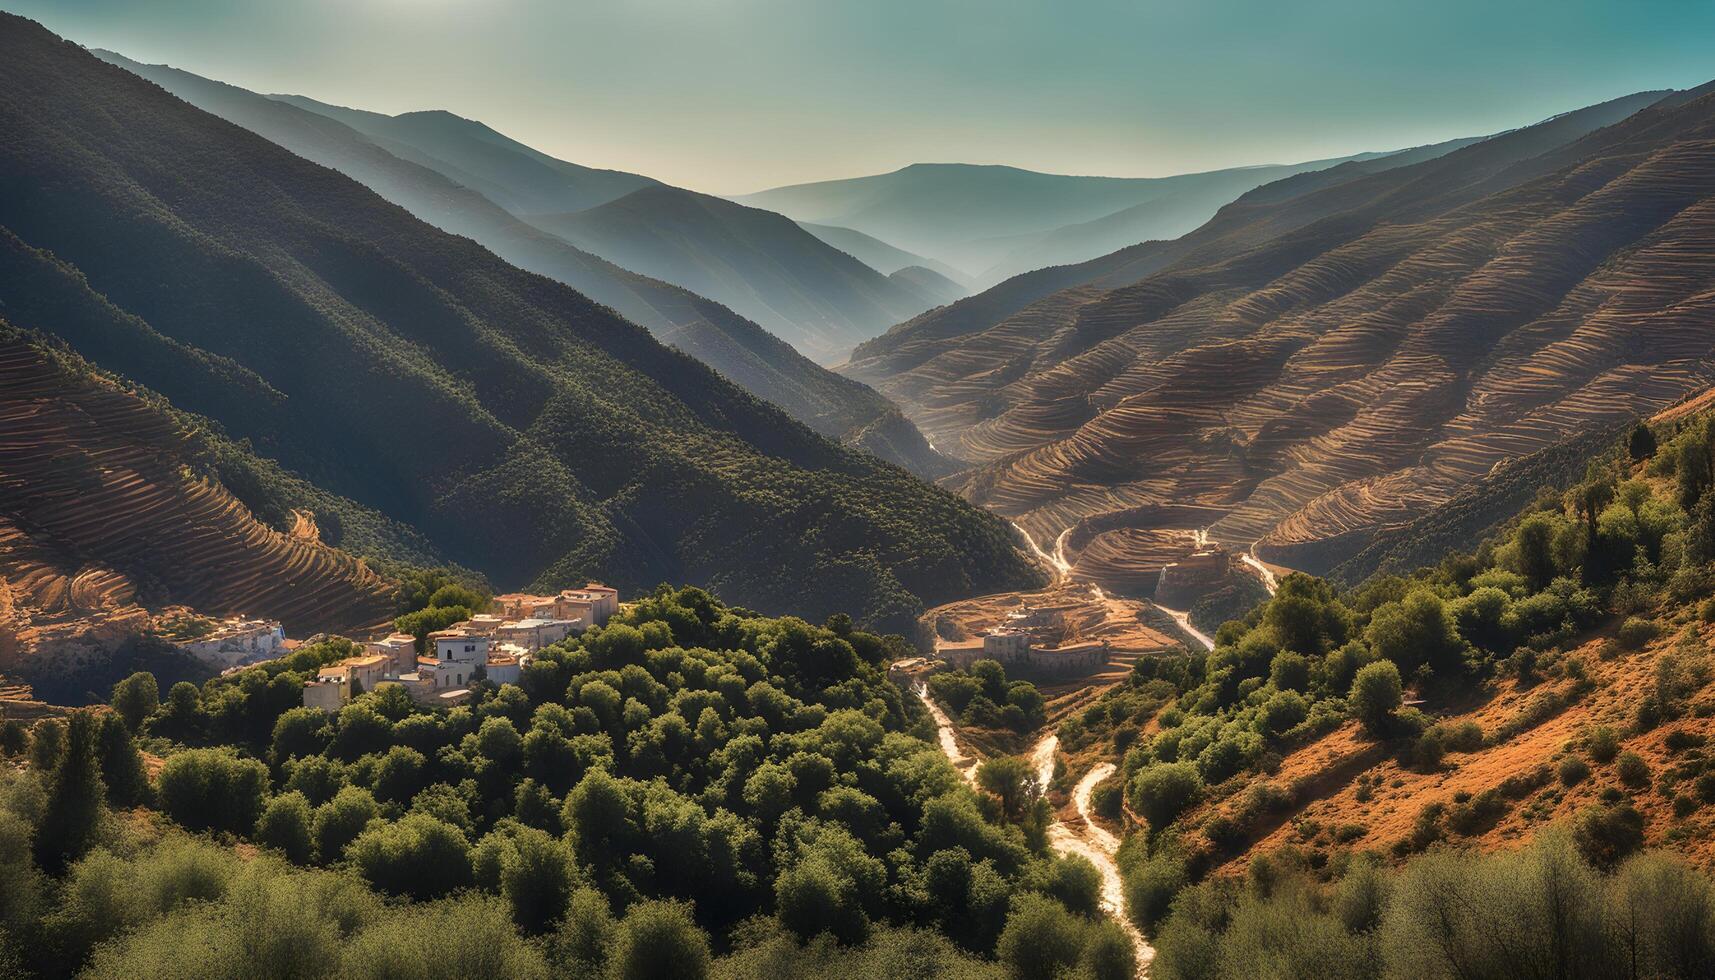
<box><xmin>915</xmin><ymin>681</ymin><xmax>1154</xmax><ymax>975</ymax></box>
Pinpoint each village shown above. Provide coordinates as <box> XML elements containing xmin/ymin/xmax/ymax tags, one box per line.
<box><xmin>167</xmin><ymin>545</ymin><xmax>1238</xmax><ymax>715</ymax></box>
<box><xmin>150</xmin><ymin>585</ymin><xmax>620</xmax><ymax>712</ymax></box>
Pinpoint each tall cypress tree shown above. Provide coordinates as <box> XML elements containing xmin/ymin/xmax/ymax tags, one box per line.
<box><xmin>96</xmin><ymin>713</ymin><xmax>150</xmax><ymax>808</ymax></box>
<box><xmin>34</xmin><ymin>711</ymin><xmax>107</xmax><ymax>873</ymax></box>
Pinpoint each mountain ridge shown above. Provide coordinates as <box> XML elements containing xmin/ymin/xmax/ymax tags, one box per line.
<box><xmin>3</xmin><ymin>17</ymin><xmax>1039</xmax><ymax>635</ymax></box>
<box><xmin>89</xmin><ymin>48</ymin><xmax>953</xmax><ymax>476</ymax></box>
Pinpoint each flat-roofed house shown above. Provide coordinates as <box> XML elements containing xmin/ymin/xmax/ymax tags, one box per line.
<box><xmin>176</xmin><ymin>617</ymin><xmax>286</xmax><ymax>668</ymax></box>
<box><xmin>486</xmin><ymin>644</ymin><xmax>529</xmax><ymax>686</ymax></box>
<box><xmin>340</xmin><ymin>654</ymin><xmax>388</xmax><ymax>694</ymax></box>
<box><xmin>496</xmin><ymin>617</ymin><xmax>578</xmax><ymax>651</ymax></box>
<box><xmin>302</xmin><ymin>675</ymin><xmax>344</xmax><ymax>712</ymax></box>
<box><xmin>365</xmin><ymin>633</ymin><xmax>418</xmax><ymax>674</ymax></box>
<box><xmin>429</xmin><ymin>625</ymin><xmax>489</xmax><ymax>666</ymax></box>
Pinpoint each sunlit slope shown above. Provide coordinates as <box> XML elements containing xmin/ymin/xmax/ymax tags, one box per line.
<box><xmin>849</xmin><ymin>84</ymin><xmax>1715</xmax><ymax>585</ymax></box>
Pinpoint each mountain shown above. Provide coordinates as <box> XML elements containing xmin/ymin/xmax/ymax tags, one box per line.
<box><xmin>847</xmin><ymin>90</ymin><xmax>1669</xmax><ymax>387</ymax></box>
<box><xmin>90</xmin><ymin>50</ymin><xmax>950</xmax><ymax>477</ymax></box>
<box><xmin>1</xmin><ymin>16</ymin><xmax>1039</xmax><ymax>634</ymax></box>
<box><xmin>971</xmin><ymin>136</ymin><xmax>1488</xmax><ymax>284</ymax></box>
<box><xmin>268</xmin><ymin>94</ymin><xmax>659</xmax><ymax>214</ymax></box>
<box><xmin>526</xmin><ymin>185</ymin><xmax>947</xmax><ymax>362</ymax></box>
<box><xmin>274</xmin><ymin>91</ymin><xmax>950</xmax><ymax>363</ymax></box>
<box><xmin>889</xmin><ymin>265</ymin><xmax>966</xmax><ymax>309</ymax></box>
<box><xmin>839</xmin><ymin>82</ymin><xmax>1711</xmax><ymax>593</ymax></box>
<box><xmin>736</xmin><ymin>156</ymin><xmax>1389</xmax><ymax>282</ymax></box>
<box><xmin>797</xmin><ymin>221</ymin><xmax>972</xmax><ymax>284</ymax></box>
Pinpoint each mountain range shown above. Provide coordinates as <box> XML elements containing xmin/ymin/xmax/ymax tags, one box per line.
<box><xmin>840</xmin><ymin>82</ymin><xmax>1709</xmax><ymax>593</ymax></box>
<box><xmin>266</xmin><ymin>85</ymin><xmax>957</xmax><ymax>363</ymax></box>
<box><xmin>737</xmin><ymin>155</ymin><xmax>1414</xmax><ymax>285</ymax></box>
<box><xmin>91</xmin><ymin>50</ymin><xmax>953</xmax><ymax>476</ymax></box>
<box><xmin>0</xmin><ymin>16</ymin><xmax>1041</xmax><ymax>637</ymax></box>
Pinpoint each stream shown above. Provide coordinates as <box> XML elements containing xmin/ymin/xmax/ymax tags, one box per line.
<box><xmin>913</xmin><ymin>685</ymin><xmax>1155</xmax><ymax>975</ymax></box>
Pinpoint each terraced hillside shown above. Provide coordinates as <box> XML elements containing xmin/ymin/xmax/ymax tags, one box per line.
<box><xmin>0</xmin><ymin>16</ymin><xmax>1037</xmax><ymax>635</ymax></box>
<box><xmin>845</xmin><ymin>83</ymin><xmax>1715</xmax><ymax>589</ymax></box>
<box><xmin>0</xmin><ymin>326</ymin><xmax>395</xmax><ymax>674</ymax></box>
<box><xmin>94</xmin><ymin>50</ymin><xmax>950</xmax><ymax>477</ymax></box>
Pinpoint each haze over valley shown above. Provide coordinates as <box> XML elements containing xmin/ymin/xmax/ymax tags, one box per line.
<box><xmin>5</xmin><ymin>4</ymin><xmax>1715</xmax><ymax>979</ymax></box>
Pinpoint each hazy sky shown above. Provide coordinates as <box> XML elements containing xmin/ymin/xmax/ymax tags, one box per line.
<box><xmin>9</xmin><ymin>0</ymin><xmax>1715</xmax><ymax>193</ymax></box>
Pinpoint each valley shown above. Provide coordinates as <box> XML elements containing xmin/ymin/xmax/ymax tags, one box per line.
<box><xmin>6</xmin><ymin>5</ymin><xmax>1715</xmax><ymax>979</ymax></box>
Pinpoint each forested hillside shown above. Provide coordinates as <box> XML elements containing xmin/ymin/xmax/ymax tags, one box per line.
<box><xmin>0</xmin><ymin>588</ymin><xmax>1136</xmax><ymax>979</ymax></box>
<box><xmin>0</xmin><ymin>16</ymin><xmax>1037</xmax><ymax>635</ymax></box>
<box><xmin>92</xmin><ymin>50</ymin><xmax>952</xmax><ymax>477</ymax></box>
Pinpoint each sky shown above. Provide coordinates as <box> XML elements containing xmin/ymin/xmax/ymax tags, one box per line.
<box><xmin>8</xmin><ymin>0</ymin><xmax>1715</xmax><ymax>194</ymax></box>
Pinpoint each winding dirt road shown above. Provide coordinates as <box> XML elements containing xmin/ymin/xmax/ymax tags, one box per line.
<box><xmin>913</xmin><ymin>684</ymin><xmax>1155</xmax><ymax>975</ymax></box>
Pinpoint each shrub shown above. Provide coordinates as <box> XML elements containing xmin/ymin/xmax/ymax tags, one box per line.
<box><xmin>348</xmin><ymin>814</ymin><xmax>473</xmax><ymax>900</ymax></box>
<box><xmin>1129</xmin><ymin>763</ymin><xmax>1204</xmax><ymax>832</ymax></box>
<box><xmin>156</xmin><ymin>748</ymin><xmax>268</xmax><ymax>836</ymax></box>
<box><xmin>1558</xmin><ymin>755</ymin><xmax>1591</xmax><ymax>786</ymax></box>
<box><xmin>1123</xmin><ymin>849</ymin><xmax>1186</xmax><ymax>936</ymax></box>
<box><xmin>1260</xmin><ymin>690</ymin><xmax>1309</xmax><ymax>735</ymax></box>
<box><xmin>255</xmin><ymin>792</ymin><xmax>315</xmax><ymax>865</ymax></box>
<box><xmin>1446</xmin><ymin>789</ymin><xmax>1509</xmax><ymax>836</ymax></box>
<box><xmin>313</xmin><ymin>787</ymin><xmax>379</xmax><ymax>864</ymax></box>
<box><xmin>996</xmin><ymin>893</ymin><xmax>1084</xmax><ymax>979</ymax></box>
<box><xmin>1586</xmin><ymin>725</ymin><xmax>1621</xmax><ymax>763</ymax></box>
<box><xmin>1350</xmin><ymin>661</ymin><xmax>1403</xmax><ymax>736</ymax></box>
<box><xmin>609</xmin><ymin>899</ymin><xmax>709</xmax><ymax>980</ymax></box>
<box><xmin>1617</xmin><ymin>618</ymin><xmax>1662</xmax><ymax>651</ymax></box>
<box><xmin>1573</xmin><ymin>803</ymin><xmax>1645</xmax><ymax>871</ymax></box>
<box><xmin>1616</xmin><ymin>751</ymin><xmax>1651</xmax><ymax>789</ymax></box>
<box><xmin>1499</xmin><ymin>763</ymin><xmax>1553</xmax><ymax>798</ymax></box>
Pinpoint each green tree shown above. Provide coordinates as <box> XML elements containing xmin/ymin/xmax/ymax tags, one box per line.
<box><xmin>95</xmin><ymin>712</ymin><xmax>150</xmax><ymax>808</ymax></box>
<box><xmin>110</xmin><ymin>672</ymin><xmax>159</xmax><ymax>733</ymax></box>
<box><xmin>501</xmin><ymin>827</ymin><xmax>577</xmax><ymax>935</ymax></box>
<box><xmin>550</xmin><ymin>887</ymin><xmax>615</xmax><ymax>975</ymax></box>
<box><xmin>608</xmin><ymin>899</ymin><xmax>710</xmax><ymax>980</ymax></box>
<box><xmin>1129</xmin><ymin>763</ymin><xmax>1203</xmax><ymax>832</ymax></box>
<box><xmin>976</xmin><ymin>755</ymin><xmax>1034</xmax><ymax>820</ymax></box>
<box><xmin>156</xmin><ymin>748</ymin><xmax>269</xmax><ymax>835</ymax></box>
<box><xmin>349</xmin><ymin>813</ymin><xmax>473</xmax><ymax>900</ymax></box>
<box><xmin>1367</xmin><ymin>590</ymin><xmax>1465</xmax><ymax>676</ymax></box>
<box><xmin>35</xmin><ymin>711</ymin><xmax>107</xmax><ymax>872</ymax></box>
<box><xmin>996</xmin><ymin>893</ymin><xmax>1084</xmax><ymax>979</ymax></box>
<box><xmin>1629</xmin><ymin>422</ymin><xmax>1657</xmax><ymax>462</ymax></box>
<box><xmin>255</xmin><ymin>791</ymin><xmax>315</xmax><ymax>864</ymax></box>
<box><xmin>1350</xmin><ymin>660</ymin><xmax>1403</xmax><ymax>737</ymax></box>
<box><xmin>313</xmin><ymin>786</ymin><xmax>379</xmax><ymax>864</ymax></box>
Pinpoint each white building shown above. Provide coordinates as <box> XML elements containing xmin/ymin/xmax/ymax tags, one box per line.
<box><xmin>175</xmin><ymin>617</ymin><xmax>286</xmax><ymax>668</ymax></box>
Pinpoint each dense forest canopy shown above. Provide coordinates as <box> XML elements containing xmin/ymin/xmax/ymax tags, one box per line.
<box><xmin>0</xmin><ymin>586</ymin><xmax>1134</xmax><ymax>979</ymax></box>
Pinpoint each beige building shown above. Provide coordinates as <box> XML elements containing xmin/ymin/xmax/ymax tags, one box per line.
<box><xmin>302</xmin><ymin>675</ymin><xmax>344</xmax><ymax>712</ymax></box>
<box><xmin>496</xmin><ymin>617</ymin><xmax>577</xmax><ymax>651</ymax></box>
<box><xmin>491</xmin><ymin>583</ymin><xmax>618</xmax><ymax>629</ymax></box>
<box><xmin>364</xmin><ymin>633</ymin><xmax>418</xmax><ymax>674</ymax></box>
